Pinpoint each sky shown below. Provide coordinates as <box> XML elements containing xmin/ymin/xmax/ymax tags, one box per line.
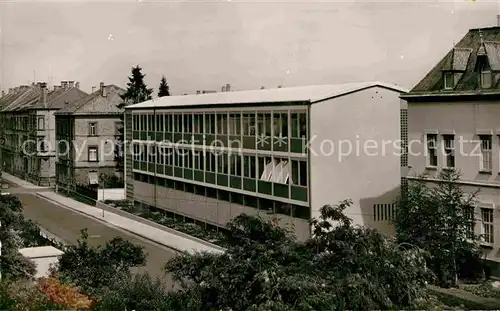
<box><xmin>0</xmin><ymin>0</ymin><xmax>499</xmax><ymax>96</ymax></box>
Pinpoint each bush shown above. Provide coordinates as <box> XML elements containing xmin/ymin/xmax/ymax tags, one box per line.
<box><xmin>396</xmin><ymin>170</ymin><xmax>485</xmax><ymax>287</ymax></box>
<box><xmin>163</xmin><ymin>200</ymin><xmax>432</xmax><ymax>310</ymax></box>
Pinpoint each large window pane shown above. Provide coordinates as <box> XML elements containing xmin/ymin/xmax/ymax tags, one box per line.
<box><xmin>217</xmin><ymin>113</ymin><xmax>228</xmax><ymax>134</ymax></box>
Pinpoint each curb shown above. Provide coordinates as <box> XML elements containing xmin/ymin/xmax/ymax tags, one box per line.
<box><xmin>35</xmin><ymin>193</ymin><xmax>217</xmax><ymax>255</ymax></box>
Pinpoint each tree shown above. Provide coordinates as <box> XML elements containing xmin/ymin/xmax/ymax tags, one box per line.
<box><xmin>0</xmin><ymin>195</ymin><xmax>45</xmax><ymax>280</ymax></box>
<box><xmin>56</xmin><ymin>229</ymin><xmax>147</xmax><ymax>295</ymax></box>
<box><xmin>38</xmin><ymin>277</ymin><xmax>93</xmax><ymax>310</ymax></box>
<box><xmin>163</xmin><ymin>200</ymin><xmax>431</xmax><ymax>310</ymax></box>
<box><xmin>158</xmin><ymin>75</ymin><xmax>171</xmax><ymax>97</ymax></box>
<box><xmin>120</xmin><ymin>65</ymin><xmax>153</xmax><ymax>106</ymax></box>
<box><xmin>93</xmin><ymin>273</ymin><xmax>175</xmax><ymax>311</ymax></box>
<box><xmin>396</xmin><ymin>169</ymin><xmax>485</xmax><ymax>287</ymax></box>
<box><xmin>115</xmin><ymin>65</ymin><xmax>153</xmax><ymax>174</ymax></box>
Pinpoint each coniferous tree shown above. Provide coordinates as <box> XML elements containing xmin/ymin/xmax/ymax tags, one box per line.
<box><xmin>115</xmin><ymin>65</ymin><xmax>153</xmax><ymax>174</ymax></box>
<box><xmin>120</xmin><ymin>65</ymin><xmax>153</xmax><ymax>106</ymax></box>
<box><xmin>158</xmin><ymin>75</ymin><xmax>170</xmax><ymax>97</ymax></box>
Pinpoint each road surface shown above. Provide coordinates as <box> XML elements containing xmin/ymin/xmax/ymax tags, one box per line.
<box><xmin>14</xmin><ymin>192</ymin><xmax>179</xmax><ymax>289</ymax></box>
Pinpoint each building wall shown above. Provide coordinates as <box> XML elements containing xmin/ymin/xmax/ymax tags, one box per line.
<box><xmin>309</xmin><ymin>86</ymin><xmax>402</xmax><ymax>233</ymax></box>
<box><xmin>74</xmin><ymin>166</ymin><xmax>116</xmax><ymax>185</ymax></box>
<box><xmin>408</xmin><ymin>100</ymin><xmax>500</xmax><ymax>182</ymax></box>
<box><xmin>408</xmin><ymin>100</ymin><xmax>500</xmax><ymax>259</ymax></box>
<box><xmin>73</xmin><ymin>116</ymin><xmax>119</xmax><ymax>169</ymax></box>
<box><xmin>125</xmin><ymin>111</ymin><xmax>134</xmax><ymax>200</ymax></box>
<box><xmin>32</xmin><ymin>109</ymin><xmax>57</xmax><ymax>185</ymax></box>
<box><xmin>133</xmin><ymin>179</ymin><xmax>310</xmax><ymax>241</ymax></box>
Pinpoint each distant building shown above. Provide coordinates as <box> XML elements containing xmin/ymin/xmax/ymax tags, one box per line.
<box><xmin>402</xmin><ymin>25</ymin><xmax>500</xmax><ymax>259</ymax></box>
<box><xmin>196</xmin><ymin>90</ymin><xmax>217</xmax><ymax>95</ymax></box>
<box><xmin>0</xmin><ymin>81</ymin><xmax>87</xmax><ymax>185</ymax></box>
<box><xmin>55</xmin><ymin>82</ymin><xmax>125</xmax><ymax>188</ymax></box>
<box><xmin>124</xmin><ymin>82</ymin><xmax>407</xmax><ymax>240</ymax></box>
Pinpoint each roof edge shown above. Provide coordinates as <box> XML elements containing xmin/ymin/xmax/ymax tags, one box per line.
<box><xmin>126</xmin><ymin>81</ymin><xmax>409</xmax><ymax>110</ymax></box>
<box><xmin>310</xmin><ymin>82</ymin><xmax>409</xmax><ymax>104</ymax></box>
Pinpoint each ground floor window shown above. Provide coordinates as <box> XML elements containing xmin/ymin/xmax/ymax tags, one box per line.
<box><xmin>132</xmin><ymin>172</ymin><xmax>310</xmax><ymax>220</ymax></box>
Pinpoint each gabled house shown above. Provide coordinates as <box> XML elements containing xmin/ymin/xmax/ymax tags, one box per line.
<box><xmin>401</xmin><ymin>26</ymin><xmax>500</xmax><ymax>259</ymax></box>
<box><xmin>0</xmin><ymin>81</ymin><xmax>87</xmax><ymax>185</ymax></box>
<box><xmin>55</xmin><ymin>83</ymin><xmax>125</xmax><ymax>189</ymax></box>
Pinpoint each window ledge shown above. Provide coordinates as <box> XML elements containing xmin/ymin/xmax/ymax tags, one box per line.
<box><xmin>479</xmin><ymin>170</ymin><xmax>492</xmax><ymax>175</ymax></box>
<box><xmin>425</xmin><ymin>166</ymin><xmax>438</xmax><ymax>170</ymax></box>
<box><xmin>480</xmin><ymin>242</ymin><xmax>494</xmax><ymax>249</ymax></box>
<box><xmin>443</xmin><ymin>167</ymin><xmax>455</xmax><ymax>171</ymax></box>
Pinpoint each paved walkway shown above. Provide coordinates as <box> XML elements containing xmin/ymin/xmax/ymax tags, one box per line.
<box><xmin>1</xmin><ymin>172</ymin><xmax>50</xmax><ymax>189</ymax></box>
<box><xmin>2</xmin><ymin>172</ymin><xmax>224</xmax><ymax>255</ymax></box>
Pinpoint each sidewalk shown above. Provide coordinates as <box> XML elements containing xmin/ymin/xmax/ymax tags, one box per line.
<box><xmin>38</xmin><ymin>192</ymin><xmax>225</xmax><ymax>255</ymax></box>
<box><xmin>1</xmin><ymin>172</ymin><xmax>49</xmax><ymax>189</ymax></box>
<box><xmin>2</xmin><ymin>172</ymin><xmax>224</xmax><ymax>255</ymax></box>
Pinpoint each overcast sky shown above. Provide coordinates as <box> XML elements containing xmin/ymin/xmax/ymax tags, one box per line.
<box><xmin>0</xmin><ymin>0</ymin><xmax>498</xmax><ymax>95</ymax></box>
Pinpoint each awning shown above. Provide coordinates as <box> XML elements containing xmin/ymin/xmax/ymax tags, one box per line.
<box><xmin>88</xmin><ymin>172</ymin><xmax>99</xmax><ymax>185</ymax></box>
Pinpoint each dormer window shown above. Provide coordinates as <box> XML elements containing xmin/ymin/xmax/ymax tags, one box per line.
<box><xmin>480</xmin><ymin>62</ymin><xmax>492</xmax><ymax>89</ymax></box>
<box><xmin>444</xmin><ymin>72</ymin><xmax>454</xmax><ymax>90</ymax></box>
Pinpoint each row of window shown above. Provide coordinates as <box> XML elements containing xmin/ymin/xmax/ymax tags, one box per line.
<box><xmin>133</xmin><ymin>172</ymin><xmax>310</xmax><ymax>220</ymax></box>
<box><xmin>1</xmin><ymin>115</ymin><xmax>47</xmax><ymax>131</ymax></box>
<box><xmin>132</xmin><ymin>111</ymin><xmax>307</xmax><ymax>138</ymax></box>
<box><xmin>132</xmin><ymin>145</ymin><xmax>308</xmax><ymax>187</ymax></box>
<box><xmin>426</xmin><ymin>133</ymin><xmax>498</xmax><ymax>172</ymax></box>
<box><xmin>56</xmin><ymin>120</ymin><xmax>122</xmax><ymax>137</ymax></box>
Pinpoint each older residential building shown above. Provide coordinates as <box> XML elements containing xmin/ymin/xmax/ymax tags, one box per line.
<box><xmin>0</xmin><ymin>81</ymin><xmax>87</xmax><ymax>185</ymax></box>
<box><xmin>401</xmin><ymin>26</ymin><xmax>500</xmax><ymax>259</ymax></box>
<box><xmin>55</xmin><ymin>83</ymin><xmax>124</xmax><ymax>188</ymax></box>
<box><xmin>125</xmin><ymin>82</ymin><xmax>408</xmax><ymax>240</ymax></box>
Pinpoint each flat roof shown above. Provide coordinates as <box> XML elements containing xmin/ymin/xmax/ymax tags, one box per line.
<box><xmin>19</xmin><ymin>246</ymin><xmax>64</xmax><ymax>258</ymax></box>
<box><xmin>126</xmin><ymin>81</ymin><xmax>408</xmax><ymax>110</ymax></box>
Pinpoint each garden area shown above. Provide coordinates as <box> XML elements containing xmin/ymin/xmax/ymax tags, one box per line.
<box><xmin>103</xmin><ymin>199</ymin><xmax>230</xmax><ymax>247</ymax></box>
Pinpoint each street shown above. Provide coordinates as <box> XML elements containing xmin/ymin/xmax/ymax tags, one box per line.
<box><xmin>14</xmin><ymin>192</ymin><xmax>179</xmax><ymax>290</ymax></box>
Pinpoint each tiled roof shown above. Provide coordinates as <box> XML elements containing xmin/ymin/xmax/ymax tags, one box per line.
<box><xmin>452</xmin><ymin>48</ymin><xmax>472</xmax><ymax>71</ymax></box>
<box><xmin>127</xmin><ymin>81</ymin><xmax>408</xmax><ymax>109</ymax></box>
<box><xmin>0</xmin><ymin>86</ymin><xmax>87</xmax><ymax>112</ymax></box>
<box><xmin>0</xmin><ymin>87</ymin><xmax>32</xmax><ymax>110</ymax></box>
<box><xmin>30</xmin><ymin>87</ymin><xmax>88</xmax><ymax>109</ymax></box>
<box><xmin>484</xmin><ymin>41</ymin><xmax>500</xmax><ymax>71</ymax></box>
<box><xmin>55</xmin><ymin>85</ymin><xmax>125</xmax><ymax>115</ymax></box>
<box><xmin>3</xmin><ymin>87</ymin><xmax>40</xmax><ymax>112</ymax></box>
<box><xmin>408</xmin><ymin>26</ymin><xmax>500</xmax><ymax>95</ymax></box>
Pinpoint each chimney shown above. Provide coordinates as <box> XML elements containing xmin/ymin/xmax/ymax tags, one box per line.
<box><xmin>225</xmin><ymin>83</ymin><xmax>230</xmax><ymax>92</ymax></box>
<box><xmin>40</xmin><ymin>82</ymin><xmax>47</xmax><ymax>105</ymax></box>
<box><xmin>8</xmin><ymin>88</ymin><xmax>12</xmax><ymax>93</ymax></box>
<box><xmin>92</xmin><ymin>86</ymin><xmax>96</xmax><ymax>93</ymax></box>
<box><xmin>221</xmin><ymin>86</ymin><xmax>226</xmax><ymax>92</ymax></box>
<box><xmin>260</xmin><ymin>86</ymin><xmax>265</xmax><ymax>89</ymax></box>
<box><xmin>278</xmin><ymin>85</ymin><xmax>282</xmax><ymax>88</ymax></box>
<box><xmin>100</xmin><ymin>82</ymin><xmax>106</xmax><ymax>97</ymax></box>
<box><xmin>196</xmin><ymin>90</ymin><xmax>201</xmax><ymax>95</ymax></box>
<box><xmin>1</xmin><ymin>90</ymin><xmax>4</xmax><ymax>97</ymax></box>
<box><xmin>61</xmin><ymin>81</ymin><xmax>68</xmax><ymax>89</ymax></box>
<box><xmin>75</xmin><ymin>82</ymin><xmax>80</xmax><ymax>89</ymax></box>
<box><xmin>68</xmin><ymin>81</ymin><xmax>74</xmax><ymax>88</ymax></box>
<box><xmin>54</xmin><ymin>85</ymin><xmax>60</xmax><ymax>91</ymax></box>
